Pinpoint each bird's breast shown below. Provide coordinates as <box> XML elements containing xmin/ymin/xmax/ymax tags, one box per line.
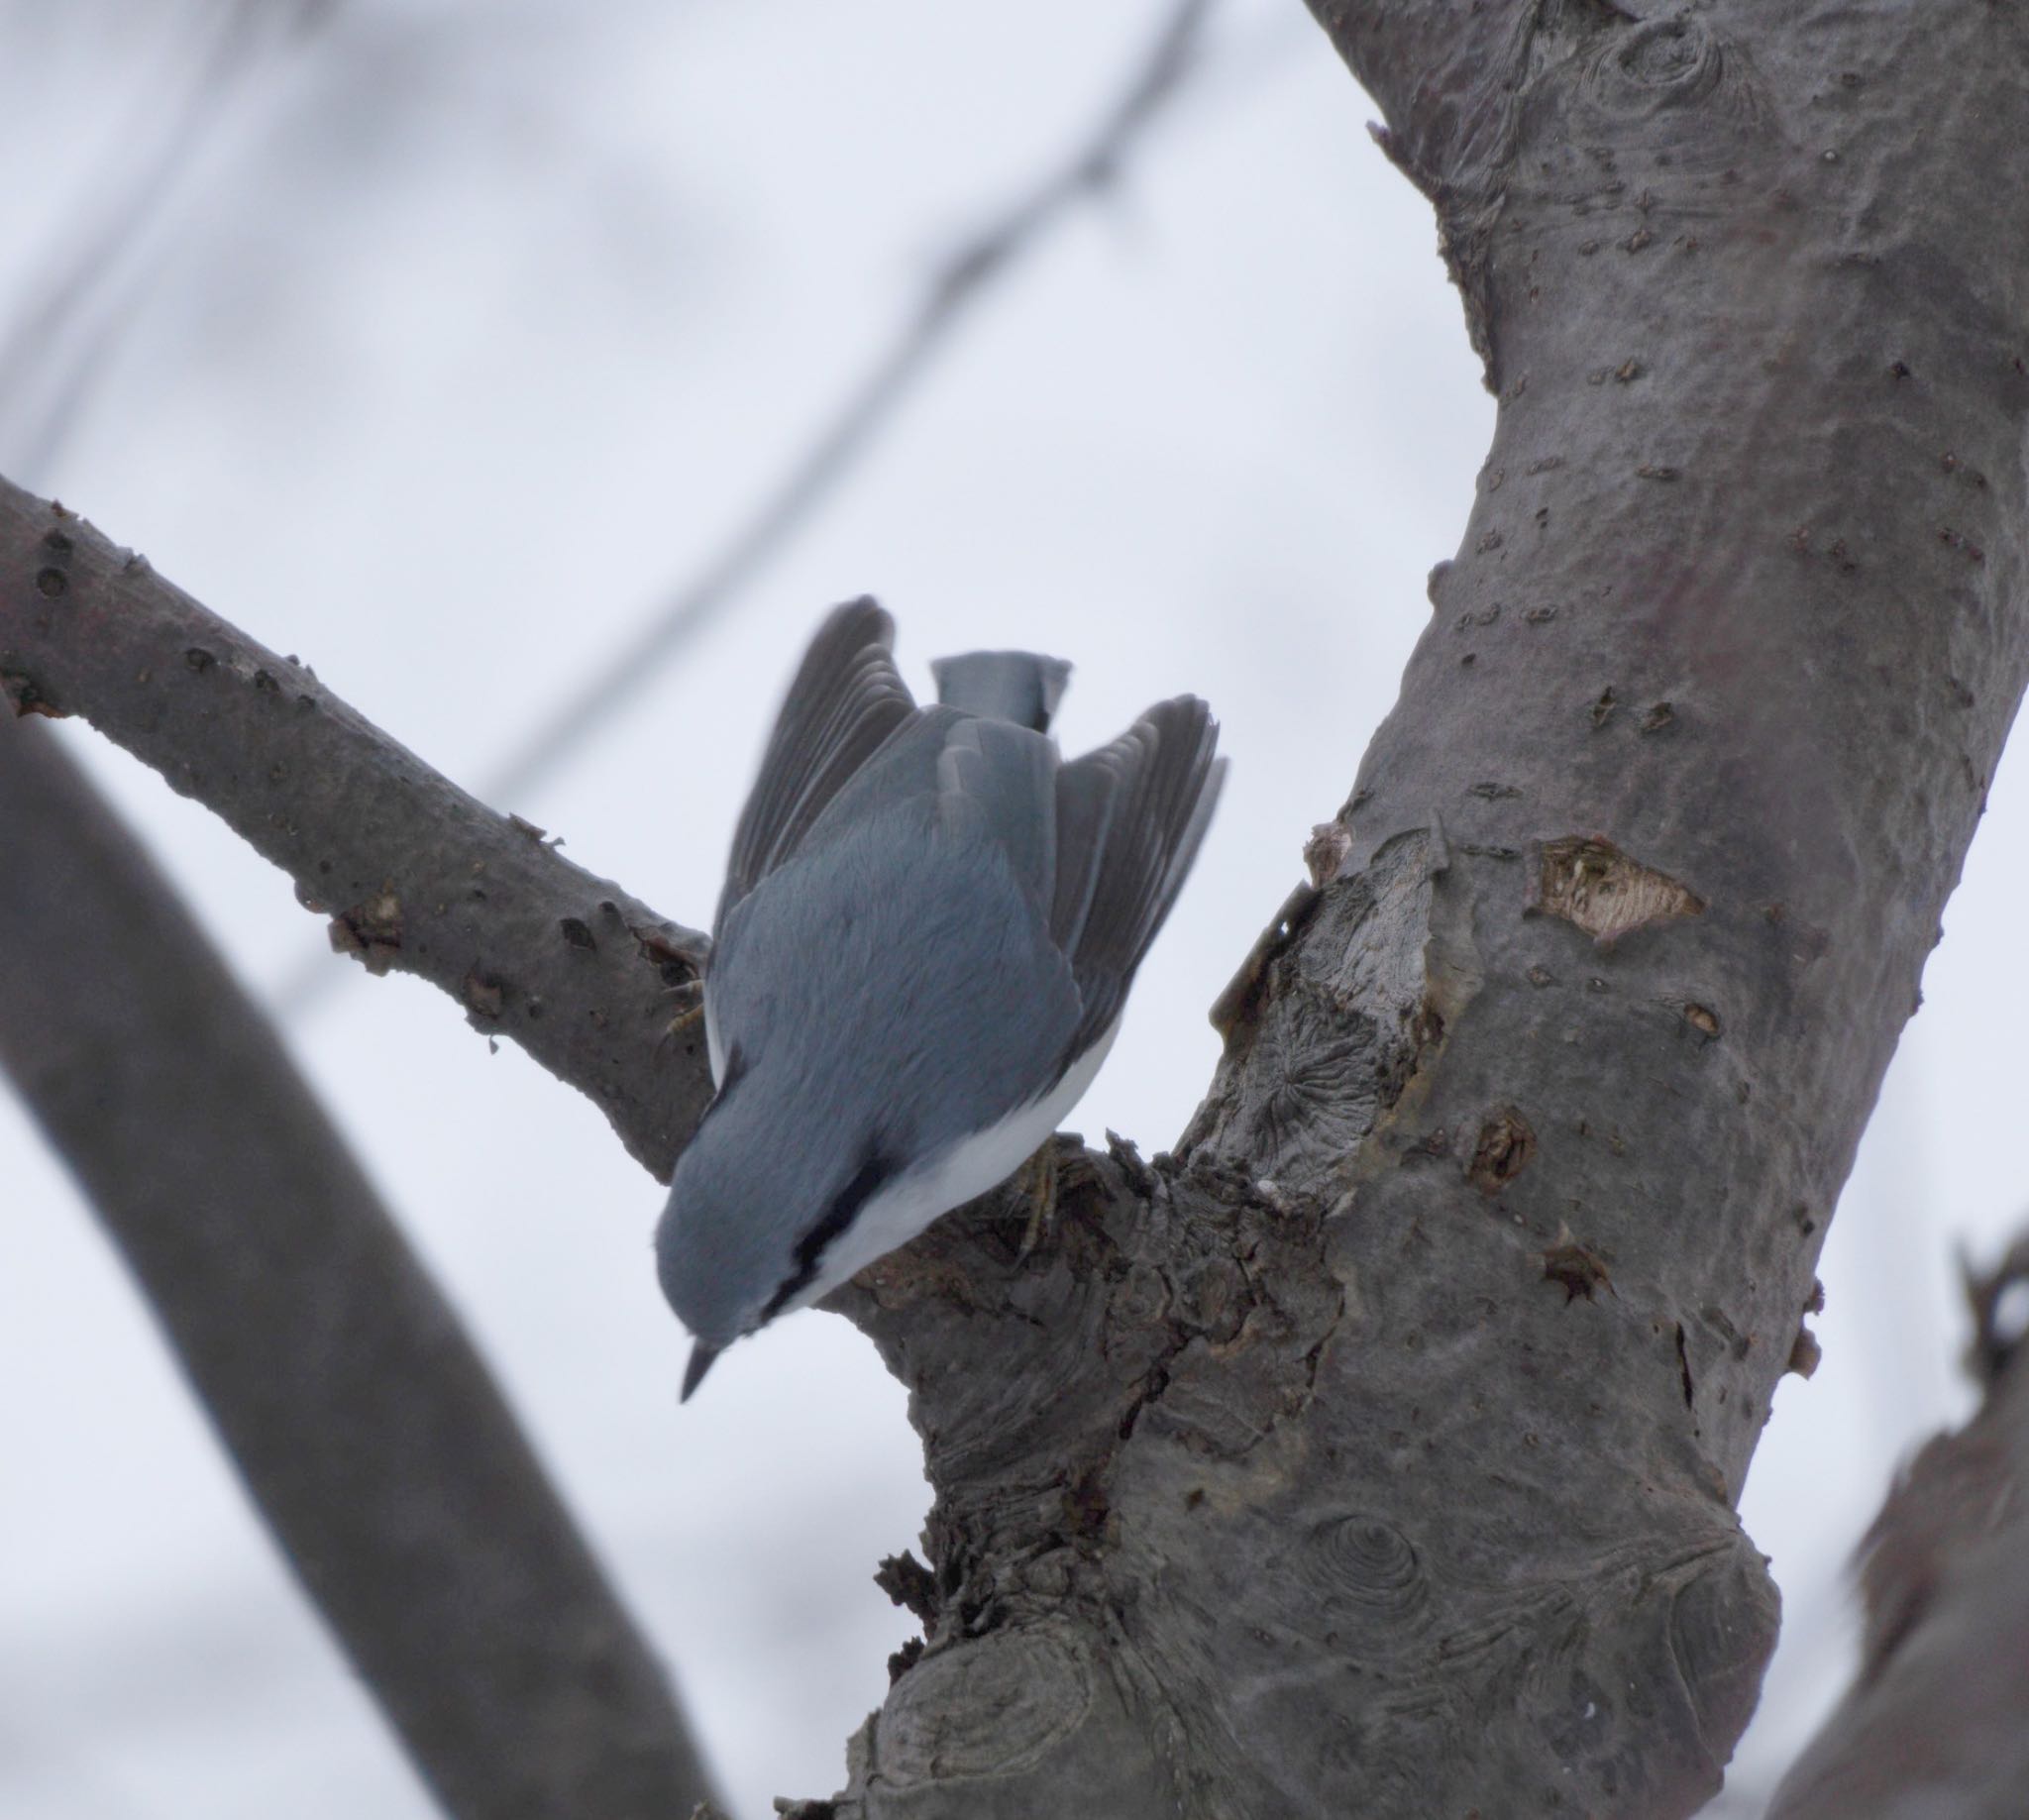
<box><xmin>778</xmin><ymin>1016</ymin><xmax>1121</xmax><ymax>1314</ymax></box>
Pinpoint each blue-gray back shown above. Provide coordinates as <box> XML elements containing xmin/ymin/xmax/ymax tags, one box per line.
<box><xmin>661</xmin><ymin>598</ymin><xmax>1224</xmax><ymax>1351</ymax></box>
<box><xmin>714</xmin><ymin>599</ymin><xmax>1225</xmax><ymax>1077</ymax></box>
<box><xmin>712</xmin><ymin>787</ymin><xmax>1082</xmax><ymax>1163</ymax></box>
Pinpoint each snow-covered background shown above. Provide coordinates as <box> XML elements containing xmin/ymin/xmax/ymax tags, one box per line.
<box><xmin>0</xmin><ymin>3</ymin><xmax>2016</xmax><ymax>1813</ymax></box>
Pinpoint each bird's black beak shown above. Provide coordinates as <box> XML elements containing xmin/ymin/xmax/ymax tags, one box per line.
<box><xmin>681</xmin><ymin>1342</ymin><xmax>722</xmax><ymax>1403</ymax></box>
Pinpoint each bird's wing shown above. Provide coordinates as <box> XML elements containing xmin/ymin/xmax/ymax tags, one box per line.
<box><xmin>719</xmin><ymin>599</ymin><xmax>917</xmax><ymax>923</ymax></box>
<box><xmin>933</xmin><ymin>711</ymin><xmax>1058</xmax><ymax>912</ymax></box>
<box><xmin>1051</xmin><ymin>696</ymin><xmax>1226</xmax><ymax>1061</ymax></box>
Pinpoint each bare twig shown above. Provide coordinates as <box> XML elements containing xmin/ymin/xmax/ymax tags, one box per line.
<box><xmin>0</xmin><ymin>0</ymin><xmax>333</xmax><ymax>476</ymax></box>
<box><xmin>0</xmin><ymin>476</ymin><xmax>713</xmax><ymax>1177</ymax></box>
<box><xmin>0</xmin><ymin>712</ymin><xmax>722</xmax><ymax>1819</ymax></box>
<box><xmin>228</xmin><ymin>0</ymin><xmax>1215</xmax><ymax>1015</ymax></box>
<box><xmin>479</xmin><ymin>0</ymin><xmax>1217</xmax><ymax>813</ymax></box>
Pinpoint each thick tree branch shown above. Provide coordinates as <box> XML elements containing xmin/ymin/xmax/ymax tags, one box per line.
<box><xmin>0</xmin><ymin>476</ymin><xmax>712</xmax><ymax>1178</ymax></box>
<box><xmin>1766</xmin><ymin>1235</ymin><xmax>2029</xmax><ymax>1820</ymax></box>
<box><xmin>1306</xmin><ymin>0</ymin><xmax>1542</xmax><ymax>378</ymax></box>
<box><xmin>0</xmin><ymin>713</ymin><xmax>719</xmax><ymax>1819</ymax></box>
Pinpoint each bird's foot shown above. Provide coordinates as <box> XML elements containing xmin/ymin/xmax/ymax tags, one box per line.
<box><xmin>657</xmin><ymin>980</ymin><xmax>705</xmax><ymax>1052</ymax></box>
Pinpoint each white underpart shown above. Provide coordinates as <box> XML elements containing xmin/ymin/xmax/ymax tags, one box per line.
<box><xmin>781</xmin><ymin>1015</ymin><xmax>1122</xmax><ymax>1316</ymax></box>
<box><xmin>704</xmin><ymin>983</ymin><xmax>726</xmax><ymax>1087</ymax></box>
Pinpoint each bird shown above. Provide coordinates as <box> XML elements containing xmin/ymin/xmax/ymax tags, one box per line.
<box><xmin>656</xmin><ymin>598</ymin><xmax>1225</xmax><ymax>1399</ymax></box>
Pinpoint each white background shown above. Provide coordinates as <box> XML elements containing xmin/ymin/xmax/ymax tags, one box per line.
<box><xmin>0</xmin><ymin>3</ymin><xmax>2015</xmax><ymax>1813</ymax></box>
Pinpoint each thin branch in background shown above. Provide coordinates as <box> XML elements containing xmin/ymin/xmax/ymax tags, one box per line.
<box><xmin>0</xmin><ymin>713</ymin><xmax>722</xmax><ymax>1820</ymax></box>
<box><xmin>267</xmin><ymin>0</ymin><xmax>1217</xmax><ymax>1017</ymax></box>
<box><xmin>474</xmin><ymin>0</ymin><xmax>1216</xmax><ymax>815</ymax></box>
<box><xmin>0</xmin><ymin>0</ymin><xmax>333</xmax><ymax>479</ymax></box>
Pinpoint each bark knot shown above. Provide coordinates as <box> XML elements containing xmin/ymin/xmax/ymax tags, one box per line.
<box><xmin>1469</xmin><ymin>1107</ymin><xmax>1537</xmax><ymax>1194</ymax></box>
<box><xmin>2</xmin><ymin>668</ymin><xmax>62</xmax><ymax>718</ymax></box>
<box><xmin>329</xmin><ymin>888</ymin><xmax>404</xmax><ymax>975</ymax></box>
<box><xmin>1542</xmin><ymin>1225</ymin><xmax>1616</xmax><ymax>1303</ymax></box>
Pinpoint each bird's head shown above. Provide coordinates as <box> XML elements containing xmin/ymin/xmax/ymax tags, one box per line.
<box><xmin>654</xmin><ymin>1051</ymin><xmax>895</xmax><ymax>1399</ymax></box>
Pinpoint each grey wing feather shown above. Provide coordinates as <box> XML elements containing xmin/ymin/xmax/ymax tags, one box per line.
<box><xmin>1052</xmin><ymin>696</ymin><xmax>1225</xmax><ymax>1060</ymax></box>
<box><xmin>720</xmin><ymin>599</ymin><xmax>916</xmax><ymax>921</ymax></box>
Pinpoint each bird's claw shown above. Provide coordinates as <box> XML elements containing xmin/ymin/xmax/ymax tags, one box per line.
<box><xmin>657</xmin><ymin>980</ymin><xmax>706</xmax><ymax>1052</ymax></box>
<box><xmin>1015</xmin><ymin>1140</ymin><xmax>1059</xmax><ymax>1262</ymax></box>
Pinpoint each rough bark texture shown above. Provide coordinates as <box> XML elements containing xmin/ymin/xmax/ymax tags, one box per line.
<box><xmin>1766</xmin><ymin>1236</ymin><xmax>2029</xmax><ymax>1820</ymax></box>
<box><xmin>0</xmin><ymin>477</ymin><xmax>712</xmax><ymax>1178</ymax></box>
<box><xmin>0</xmin><ymin>715</ymin><xmax>720</xmax><ymax>1820</ymax></box>
<box><xmin>5</xmin><ymin>2</ymin><xmax>2028</xmax><ymax>1814</ymax></box>
<box><xmin>815</xmin><ymin>2</ymin><xmax>2029</xmax><ymax>1814</ymax></box>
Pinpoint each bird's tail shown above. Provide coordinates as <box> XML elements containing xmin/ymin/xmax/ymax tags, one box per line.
<box><xmin>930</xmin><ymin>650</ymin><xmax>1073</xmax><ymax>733</ymax></box>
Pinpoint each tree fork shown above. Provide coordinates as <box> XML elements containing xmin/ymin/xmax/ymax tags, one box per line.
<box><xmin>4</xmin><ymin>2</ymin><xmax>2027</xmax><ymax>1812</ymax></box>
<box><xmin>814</xmin><ymin>2</ymin><xmax>2029</xmax><ymax>1812</ymax></box>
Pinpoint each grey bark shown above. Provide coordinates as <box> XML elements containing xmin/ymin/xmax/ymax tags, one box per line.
<box><xmin>1766</xmin><ymin>1236</ymin><xmax>2029</xmax><ymax>1820</ymax></box>
<box><xmin>0</xmin><ymin>713</ymin><xmax>721</xmax><ymax>1818</ymax></box>
<box><xmin>814</xmin><ymin>2</ymin><xmax>2029</xmax><ymax>1813</ymax></box>
<box><xmin>3</xmin><ymin>0</ymin><xmax>2027</xmax><ymax>1814</ymax></box>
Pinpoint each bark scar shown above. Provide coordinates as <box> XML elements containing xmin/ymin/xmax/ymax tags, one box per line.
<box><xmin>1470</xmin><ymin>1108</ymin><xmax>1537</xmax><ymax>1194</ymax></box>
<box><xmin>1531</xmin><ymin>835</ymin><xmax>1705</xmax><ymax>945</ymax></box>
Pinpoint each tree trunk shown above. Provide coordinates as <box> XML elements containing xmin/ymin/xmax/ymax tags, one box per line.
<box><xmin>5</xmin><ymin>3</ymin><xmax>2028</xmax><ymax>1814</ymax></box>
<box><xmin>813</xmin><ymin>3</ymin><xmax>2029</xmax><ymax>1813</ymax></box>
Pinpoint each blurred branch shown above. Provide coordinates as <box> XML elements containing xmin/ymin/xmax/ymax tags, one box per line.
<box><xmin>0</xmin><ymin>476</ymin><xmax>714</xmax><ymax>1178</ymax></box>
<box><xmin>0</xmin><ymin>0</ymin><xmax>332</xmax><ymax>476</ymax></box>
<box><xmin>0</xmin><ymin>711</ymin><xmax>721</xmax><ymax>1820</ymax></box>
<box><xmin>1766</xmin><ymin>1233</ymin><xmax>2029</xmax><ymax>1820</ymax></box>
<box><xmin>477</xmin><ymin>0</ymin><xmax>1218</xmax><ymax>813</ymax></box>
